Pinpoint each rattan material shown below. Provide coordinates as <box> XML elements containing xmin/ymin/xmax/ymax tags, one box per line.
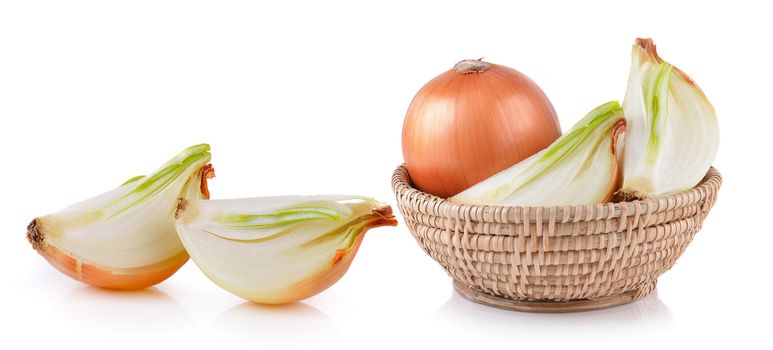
<box><xmin>392</xmin><ymin>165</ymin><xmax>721</xmax><ymax>312</ymax></box>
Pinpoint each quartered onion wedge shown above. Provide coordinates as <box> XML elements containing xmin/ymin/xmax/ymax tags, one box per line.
<box><xmin>451</xmin><ymin>101</ymin><xmax>626</xmax><ymax>206</ymax></box>
<box><xmin>621</xmin><ymin>38</ymin><xmax>719</xmax><ymax>198</ymax></box>
<box><xmin>174</xmin><ymin>195</ymin><xmax>396</xmax><ymax>304</ymax></box>
<box><xmin>27</xmin><ymin>144</ymin><xmax>214</xmax><ymax>289</ymax></box>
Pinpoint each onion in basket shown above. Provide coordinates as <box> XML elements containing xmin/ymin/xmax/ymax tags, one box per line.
<box><xmin>451</xmin><ymin>101</ymin><xmax>626</xmax><ymax>206</ymax></box>
<box><xmin>620</xmin><ymin>38</ymin><xmax>719</xmax><ymax>198</ymax></box>
<box><xmin>402</xmin><ymin>59</ymin><xmax>561</xmax><ymax>198</ymax></box>
<box><xmin>175</xmin><ymin>195</ymin><xmax>396</xmax><ymax>304</ymax></box>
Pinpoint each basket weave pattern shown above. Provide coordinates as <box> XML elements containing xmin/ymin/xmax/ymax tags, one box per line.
<box><xmin>392</xmin><ymin>165</ymin><xmax>721</xmax><ymax>304</ymax></box>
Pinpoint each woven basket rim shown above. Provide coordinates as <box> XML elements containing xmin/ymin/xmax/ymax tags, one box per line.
<box><xmin>391</xmin><ymin>164</ymin><xmax>722</xmax><ymax>222</ymax></box>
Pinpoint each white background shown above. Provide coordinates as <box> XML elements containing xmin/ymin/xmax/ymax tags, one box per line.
<box><xmin>1</xmin><ymin>1</ymin><xmax>770</xmax><ymax>349</ymax></box>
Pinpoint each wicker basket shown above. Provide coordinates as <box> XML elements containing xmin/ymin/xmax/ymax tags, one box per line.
<box><xmin>391</xmin><ymin>165</ymin><xmax>721</xmax><ymax>313</ymax></box>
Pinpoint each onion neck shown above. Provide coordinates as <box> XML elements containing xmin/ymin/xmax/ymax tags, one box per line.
<box><xmin>454</xmin><ymin>59</ymin><xmax>490</xmax><ymax>74</ymax></box>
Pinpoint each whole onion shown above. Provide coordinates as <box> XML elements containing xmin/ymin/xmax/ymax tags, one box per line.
<box><xmin>402</xmin><ymin>59</ymin><xmax>561</xmax><ymax>198</ymax></box>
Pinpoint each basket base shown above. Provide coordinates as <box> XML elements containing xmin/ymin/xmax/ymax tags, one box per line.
<box><xmin>453</xmin><ymin>280</ymin><xmax>655</xmax><ymax>313</ymax></box>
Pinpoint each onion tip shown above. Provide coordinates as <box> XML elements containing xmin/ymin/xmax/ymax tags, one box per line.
<box><xmin>199</xmin><ymin>164</ymin><xmax>215</xmax><ymax>199</ymax></box>
<box><xmin>634</xmin><ymin>38</ymin><xmax>663</xmax><ymax>63</ymax></box>
<box><xmin>370</xmin><ymin>205</ymin><xmax>397</xmax><ymax>227</ymax></box>
<box><xmin>453</xmin><ymin>59</ymin><xmax>491</xmax><ymax>74</ymax></box>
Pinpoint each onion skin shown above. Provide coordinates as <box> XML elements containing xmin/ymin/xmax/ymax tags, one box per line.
<box><xmin>402</xmin><ymin>60</ymin><xmax>561</xmax><ymax>198</ymax></box>
<box><xmin>606</xmin><ymin>119</ymin><xmax>627</xmax><ymax>202</ymax></box>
